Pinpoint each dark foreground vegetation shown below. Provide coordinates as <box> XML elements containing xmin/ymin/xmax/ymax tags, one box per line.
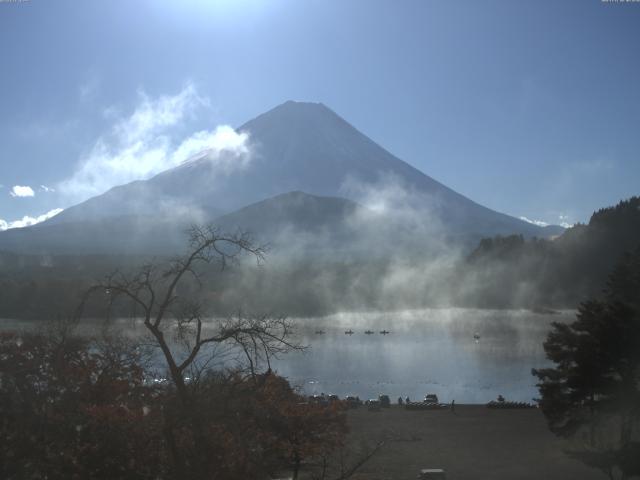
<box><xmin>0</xmin><ymin>226</ymin><xmax>381</xmax><ymax>480</ymax></box>
<box><xmin>0</xmin><ymin>328</ymin><xmax>348</xmax><ymax>480</ymax></box>
<box><xmin>533</xmin><ymin>247</ymin><xmax>640</xmax><ymax>480</ymax></box>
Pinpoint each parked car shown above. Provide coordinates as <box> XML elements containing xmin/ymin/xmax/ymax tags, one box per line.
<box><xmin>345</xmin><ymin>396</ymin><xmax>362</xmax><ymax>408</ymax></box>
<box><xmin>308</xmin><ymin>395</ymin><xmax>328</xmax><ymax>406</ymax></box>
<box><xmin>367</xmin><ymin>399</ymin><xmax>381</xmax><ymax>411</ymax></box>
<box><xmin>424</xmin><ymin>394</ymin><xmax>439</xmax><ymax>404</ymax></box>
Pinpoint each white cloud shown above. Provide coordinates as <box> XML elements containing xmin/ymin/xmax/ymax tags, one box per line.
<box><xmin>341</xmin><ymin>172</ymin><xmax>434</xmax><ymax>217</ymax></box>
<box><xmin>520</xmin><ymin>215</ymin><xmax>574</xmax><ymax>229</ymax></box>
<box><xmin>40</xmin><ymin>185</ymin><xmax>55</xmax><ymax>193</ymax></box>
<box><xmin>114</xmin><ymin>83</ymin><xmax>208</xmax><ymax>145</ymax></box>
<box><xmin>519</xmin><ymin>216</ymin><xmax>549</xmax><ymax>227</ymax></box>
<box><xmin>58</xmin><ymin>83</ymin><xmax>252</xmax><ymax>201</ymax></box>
<box><xmin>557</xmin><ymin>215</ymin><xmax>573</xmax><ymax>228</ymax></box>
<box><xmin>173</xmin><ymin>126</ymin><xmax>251</xmax><ymax>171</ymax></box>
<box><xmin>558</xmin><ymin>214</ymin><xmax>574</xmax><ymax>228</ymax></box>
<box><xmin>339</xmin><ymin>172</ymin><xmax>448</xmax><ymax>248</ymax></box>
<box><xmin>9</xmin><ymin>185</ymin><xmax>35</xmax><ymax>197</ymax></box>
<box><xmin>0</xmin><ymin>208</ymin><xmax>64</xmax><ymax>231</ymax></box>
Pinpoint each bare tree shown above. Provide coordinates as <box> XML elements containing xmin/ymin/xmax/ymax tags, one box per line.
<box><xmin>74</xmin><ymin>225</ymin><xmax>312</xmax><ymax>478</ymax></box>
<box><xmin>77</xmin><ymin>225</ymin><xmax>302</xmax><ymax>403</ymax></box>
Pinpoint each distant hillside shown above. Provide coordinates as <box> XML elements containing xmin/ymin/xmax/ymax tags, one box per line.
<box><xmin>216</xmin><ymin>191</ymin><xmax>358</xmax><ymax>232</ymax></box>
<box><xmin>0</xmin><ymin>192</ymin><xmax>374</xmax><ymax>256</ymax></box>
<box><xmin>0</xmin><ymin>190</ymin><xmax>451</xmax><ymax>258</ymax></box>
<box><xmin>0</xmin><ymin>215</ymin><xmax>193</xmax><ymax>256</ymax></box>
<box><xmin>464</xmin><ymin>196</ymin><xmax>640</xmax><ymax>308</ymax></box>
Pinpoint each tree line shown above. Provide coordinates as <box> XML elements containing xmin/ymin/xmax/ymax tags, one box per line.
<box><xmin>466</xmin><ymin>196</ymin><xmax>640</xmax><ymax>308</ymax></box>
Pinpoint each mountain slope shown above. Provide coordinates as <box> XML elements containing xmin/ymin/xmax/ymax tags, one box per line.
<box><xmin>45</xmin><ymin>101</ymin><xmax>557</xmax><ymax>239</ymax></box>
<box><xmin>0</xmin><ymin>192</ymin><xmax>374</xmax><ymax>256</ymax></box>
<box><xmin>0</xmin><ymin>215</ymin><xmax>192</xmax><ymax>255</ymax></box>
<box><xmin>215</xmin><ymin>191</ymin><xmax>361</xmax><ymax>235</ymax></box>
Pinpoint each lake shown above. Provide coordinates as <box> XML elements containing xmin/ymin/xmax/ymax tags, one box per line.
<box><xmin>273</xmin><ymin>308</ymin><xmax>573</xmax><ymax>404</ymax></box>
<box><xmin>1</xmin><ymin>308</ymin><xmax>573</xmax><ymax>404</ymax></box>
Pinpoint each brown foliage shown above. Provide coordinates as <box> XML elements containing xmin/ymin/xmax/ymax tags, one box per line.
<box><xmin>0</xmin><ymin>331</ymin><xmax>347</xmax><ymax>479</ymax></box>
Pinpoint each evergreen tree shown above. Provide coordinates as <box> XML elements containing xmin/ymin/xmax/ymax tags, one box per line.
<box><xmin>533</xmin><ymin>248</ymin><xmax>640</xmax><ymax>479</ymax></box>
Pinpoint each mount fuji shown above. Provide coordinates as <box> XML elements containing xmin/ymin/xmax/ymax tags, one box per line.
<box><xmin>0</xmin><ymin>101</ymin><xmax>562</xmax><ymax>255</ymax></box>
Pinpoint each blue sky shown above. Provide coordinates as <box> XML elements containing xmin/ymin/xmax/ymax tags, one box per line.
<box><xmin>0</xmin><ymin>0</ymin><xmax>638</xmax><ymax>229</ymax></box>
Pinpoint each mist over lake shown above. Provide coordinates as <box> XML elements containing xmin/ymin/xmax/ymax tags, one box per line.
<box><xmin>276</xmin><ymin>308</ymin><xmax>571</xmax><ymax>404</ymax></box>
<box><xmin>4</xmin><ymin>308</ymin><xmax>571</xmax><ymax>404</ymax></box>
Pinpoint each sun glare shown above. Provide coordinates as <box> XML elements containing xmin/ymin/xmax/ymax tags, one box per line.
<box><xmin>152</xmin><ymin>0</ymin><xmax>268</xmax><ymax>21</ymax></box>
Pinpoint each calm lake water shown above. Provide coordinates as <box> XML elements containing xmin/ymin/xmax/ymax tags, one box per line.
<box><xmin>2</xmin><ymin>308</ymin><xmax>574</xmax><ymax>404</ymax></box>
<box><xmin>275</xmin><ymin>308</ymin><xmax>573</xmax><ymax>404</ymax></box>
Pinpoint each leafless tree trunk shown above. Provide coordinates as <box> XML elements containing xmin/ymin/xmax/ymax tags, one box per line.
<box><xmin>76</xmin><ymin>225</ymin><xmax>304</xmax><ymax>477</ymax></box>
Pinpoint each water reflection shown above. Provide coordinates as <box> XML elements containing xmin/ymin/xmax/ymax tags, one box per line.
<box><xmin>271</xmin><ymin>308</ymin><xmax>572</xmax><ymax>403</ymax></box>
<box><xmin>2</xmin><ymin>308</ymin><xmax>573</xmax><ymax>403</ymax></box>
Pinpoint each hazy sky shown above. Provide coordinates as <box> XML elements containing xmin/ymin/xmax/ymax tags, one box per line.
<box><xmin>0</xmin><ymin>0</ymin><xmax>638</xmax><ymax>229</ymax></box>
